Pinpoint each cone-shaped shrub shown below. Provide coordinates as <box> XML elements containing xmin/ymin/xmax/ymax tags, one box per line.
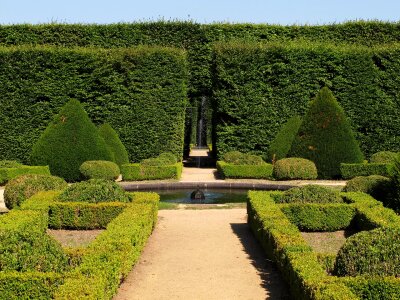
<box><xmin>289</xmin><ymin>87</ymin><xmax>364</xmax><ymax>178</ymax></box>
<box><xmin>98</xmin><ymin>123</ymin><xmax>129</xmax><ymax>167</ymax></box>
<box><xmin>267</xmin><ymin>116</ymin><xmax>302</xmax><ymax>162</ymax></box>
<box><xmin>31</xmin><ymin>99</ymin><xmax>113</xmax><ymax>181</ymax></box>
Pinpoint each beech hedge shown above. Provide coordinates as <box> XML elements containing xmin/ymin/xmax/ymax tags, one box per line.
<box><xmin>0</xmin><ymin>46</ymin><xmax>187</xmax><ymax>163</ymax></box>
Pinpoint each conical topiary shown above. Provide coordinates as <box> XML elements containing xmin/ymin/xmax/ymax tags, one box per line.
<box><xmin>98</xmin><ymin>123</ymin><xmax>129</xmax><ymax>167</ymax></box>
<box><xmin>289</xmin><ymin>87</ymin><xmax>364</xmax><ymax>178</ymax></box>
<box><xmin>267</xmin><ymin>115</ymin><xmax>302</xmax><ymax>162</ymax></box>
<box><xmin>31</xmin><ymin>99</ymin><xmax>114</xmax><ymax>181</ymax></box>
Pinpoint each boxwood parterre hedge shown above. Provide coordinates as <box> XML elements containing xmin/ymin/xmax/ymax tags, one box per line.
<box><xmin>0</xmin><ymin>190</ymin><xmax>159</xmax><ymax>299</ymax></box>
<box><xmin>0</xmin><ymin>45</ymin><xmax>187</xmax><ymax>163</ymax></box>
<box><xmin>248</xmin><ymin>191</ymin><xmax>400</xmax><ymax>299</ymax></box>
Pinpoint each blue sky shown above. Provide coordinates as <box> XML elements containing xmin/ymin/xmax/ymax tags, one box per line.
<box><xmin>1</xmin><ymin>0</ymin><xmax>400</xmax><ymax>25</ymax></box>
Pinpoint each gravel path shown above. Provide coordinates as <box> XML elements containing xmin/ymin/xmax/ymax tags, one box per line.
<box><xmin>114</xmin><ymin>209</ymin><xmax>291</xmax><ymax>300</ymax></box>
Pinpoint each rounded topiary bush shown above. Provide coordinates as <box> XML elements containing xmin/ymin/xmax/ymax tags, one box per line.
<box><xmin>0</xmin><ymin>160</ymin><xmax>22</xmax><ymax>168</ymax></box>
<box><xmin>344</xmin><ymin>175</ymin><xmax>392</xmax><ymax>200</ymax></box>
<box><xmin>370</xmin><ymin>151</ymin><xmax>398</xmax><ymax>164</ymax></box>
<box><xmin>79</xmin><ymin>160</ymin><xmax>120</xmax><ymax>180</ymax></box>
<box><xmin>267</xmin><ymin>115</ymin><xmax>302</xmax><ymax>162</ymax></box>
<box><xmin>98</xmin><ymin>123</ymin><xmax>130</xmax><ymax>167</ymax></box>
<box><xmin>4</xmin><ymin>174</ymin><xmax>68</xmax><ymax>209</ymax></box>
<box><xmin>334</xmin><ymin>227</ymin><xmax>400</xmax><ymax>277</ymax></box>
<box><xmin>273</xmin><ymin>157</ymin><xmax>317</xmax><ymax>180</ymax></box>
<box><xmin>0</xmin><ymin>227</ymin><xmax>68</xmax><ymax>272</ymax></box>
<box><xmin>58</xmin><ymin>179</ymin><xmax>129</xmax><ymax>203</ymax></box>
<box><xmin>223</xmin><ymin>151</ymin><xmax>265</xmax><ymax>165</ymax></box>
<box><xmin>30</xmin><ymin>99</ymin><xmax>114</xmax><ymax>181</ymax></box>
<box><xmin>279</xmin><ymin>184</ymin><xmax>343</xmax><ymax>204</ymax></box>
<box><xmin>289</xmin><ymin>87</ymin><xmax>364</xmax><ymax>179</ymax></box>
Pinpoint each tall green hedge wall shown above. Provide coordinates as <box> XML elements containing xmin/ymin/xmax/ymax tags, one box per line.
<box><xmin>1</xmin><ymin>21</ymin><xmax>400</xmax><ymax>159</ymax></box>
<box><xmin>0</xmin><ymin>46</ymin><xmax>187</xmax><ymax>163</ymax></box>
<box><xmin>1</xmin><ymin>21</ymin><xmax>400</xmax><ymax>98</ymax></box>
<box><xmin>212</xmin><ymin>42</ymin><xmax>400</xmax><ymax>158</ymax></box>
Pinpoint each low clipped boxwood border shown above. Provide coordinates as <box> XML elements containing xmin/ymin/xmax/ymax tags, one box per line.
<box><xmin>54</xmin><ymin>194</ymin><xmax>159</xmax><ymax>299</ymax></box>
<box><xmin>121</xmin><ymin>162</ymin><xmax>182</xmax><ymax>181</ymax></box>
<box><xmin>216</xmin><ymin>161</ymin><xmax>273</xmax><ymax>179</ymax></box>
<box><xmin>1</xmin><ymin>190</ymin><xmax>159</xmax><ymax>299</ymax></box>
<box><xmin>0</xmin><ymin>165</ymin><xmax>50</xmax><ymax>185</ymax></box>
<box><xmin>248</xmin><ymin>191</ymin><xmax>400</xmax><ymax>299</ymax></box>
<box><xmin>21</xmin><ymin>190</ymin><xmax>128</xmax><ymax>229</ymax></box>
<box><xmin>340</xmin><ymin>163</ymin><xmax>393</xmax><ymax>179</ymax></box>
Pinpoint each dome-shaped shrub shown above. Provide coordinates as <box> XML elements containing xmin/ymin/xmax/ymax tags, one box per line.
<box><xmin>273</xmin><ymin>157</ymin><xmax>317</xmax><ymax>180</ymax></box>
<box><xmin>98</xmin><ymin>123</ymin><xmax>129</xmax><ymax>167</ymax></box>
<box><xmin>31</xmin><ymin>99</ymin><xmax>114</xmax><ymax>181</ymax></box>
<box><xmin>370</xmin><ymin>151</ymin><xmax>398</xmax><ymax>164</ymax></box>
<box><xmin>334</xmin><ymin>227</ymin><xmax>400</xmax><ymax>277</ymax></box>
<box><xmin>289</xmin><ymin>87</ymin><xmax>364</xmax><ymax>178</ymax></box>
<box><xmin>4</xmin><ymin>174</ymin><xmax>67</xmax><ymax>209</ymax></box>
<box><xmin>0</xmin><ymin>215</ymin><xmax>68</xmax><ymax>273</ymax></box>
<box><xmin>279</xmin><ymin>184</ymin><xmax>343</xmax><ymax>204</ymax></box>
<box><xmin>344</xmin><ymin>175</ymin><xmax>392</xmax><ymax>201</ymax></box>
<box><xmin>79</xmin><ymin>160</ymin><xmax>120</xmax><ymax>180</ymax></box>
<box><xmin>58</xmin><ymin>179</ymin><xmax>129</xmax><ymax>203</ymax></box>
<box><xmin>267</xmin><ymin>115</ymin><xmax>302</xmax><ymax>162</ymax></box>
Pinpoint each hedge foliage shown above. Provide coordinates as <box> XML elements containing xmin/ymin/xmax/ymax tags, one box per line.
<box><xmin>79</xmin><ymin>160</ymin><xmax>120</xmax><ymax>180</ymax></box>
<box><xmin>344</xmin><ymin>175</ymin><xmax>393</xmax><ymax>203</ymax></box>
<box><xmin>58</xmin><ymin>179</ymin><xmax>129</xmax><ymax>203</ymax></box>
<box><xmin>98</xmin><ymin>123</ymin><xmax>129</xmax><ymax>167</ymax></box>
<box><xmin>222</xmin><ymin>151</ymin><xmax>265</xmax><ymax>165</ymax></box>
<box><xmin>0</xmin><ymin>165</ymin><xmax>50</xmax><ymax>185</ymax></box>
<box><xmin>31</xmin><ymin>99</ymin><xmax>114</xmax><ymax>181</ymax></box>
<box><xmin>247</xmin><ymin>191</ymin><xmax>357</xmax><ymax>299</ymax></box>
<box><xmin>0</xmin><ymin>272</ymin><xmax>64</xmax><ymax>300</ymax></box>
<box><xmin>4</xmin><ymin>174</ymin><xmax>67</xmax><ymax>209</ymax></box>
<box><xmin>266</xmin><ymin>116</ymin><xmax>302</xmax><ymax>162</ymax></box>
<box><xmin>212</xmin><ymin>41</ymin><xmax>400</xmax><ymax>160</ymax></box>
<box><xmin>273</xmin><ymin>158</ymin><xmax>317</xmax><ymax>180</ymax></box>
<box><xmin>0</xmin><ymin>45</ymin><xmax>188</xmax><ymax>164</ymax></box>
<box><xmin>216</xmin><ymin>161</ymin><xmax>273</xmax><ymax>179</ymax></box>
<box><xmin>289</xmin><ymin>87</ymin><xmax>364</xmax><ymax>178</ymax></box>
<box><xmin>392</xmin><ymin>154</ymin><xmax>400</xmax><ymax>211</ymax></box>
<box><xmin>249</xmin><ymin>190</ymin><xmax>400</xmax><ymax>299</ymax></box>
<box><xmin>370</xmin><ymin>151</ymin><xmax>398</xmax><ymax>164</ymax></box>
<box><xmin>54</xmin><ymin>197</ymin><xmax>159</xmax><ymax>299</ymax></box>
<box><xmin>121</xmin><ymin>162</ymin><xmax>183</xmax><ymax>181</ymax></box>
<box><xmin>0</xmin><ymin>210</ymin><xmax>68</xmax><ymax>273</ymax></box>
<box><xmin>21</xmin><ymin>189</ymin><xmax>128</xmax><ymax>229</ymax></box>
<box><xmin>334</xmin><ymin>227</ymin><xmax>400</xmax><ymax>277</ymax></box>
<box><xmin>49</xmin><ymin>202</ymin><xmax>128</xmax><ymax>229</ymax></box>
<box><xmin>1</xmin><ymin>21</ymin><xmax>400</xmax><ymax>98</ymax></box>
<box><xmin>279</xmin><ymin>185</ymin><xmax>343</xmax><ymax>204</ymax></box>
<box><xmin>280</xmin><ymin>203</ymin><xmax>355</xmax><ymax>231</ymax></box>
<box><xmin>341</xmin><ymin>163</ymin><xmax>393</xmax><ymax>179</ymax></box>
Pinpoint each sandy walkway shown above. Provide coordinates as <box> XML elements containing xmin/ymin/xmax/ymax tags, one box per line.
<box><xmin>114</xmin><ymin>209</ymin><xmax>291</xmax><ymax>300</ymax></box>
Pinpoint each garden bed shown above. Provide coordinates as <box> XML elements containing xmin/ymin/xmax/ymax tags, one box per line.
<box><xmin>247</xmin><ymin>190</ymin><xmax>400</xmax><ymax>299</ymax></box>
<box><xmin>0</xmin><ymin>191</ymin><xmax>159</xmax><ymax>299</ymax></box>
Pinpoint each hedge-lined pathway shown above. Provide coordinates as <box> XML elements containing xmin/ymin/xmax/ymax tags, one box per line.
<box><xmin>114</xmin><ymin>208</ymin><xmax>291</xmax><ymax>300</ymax></box>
